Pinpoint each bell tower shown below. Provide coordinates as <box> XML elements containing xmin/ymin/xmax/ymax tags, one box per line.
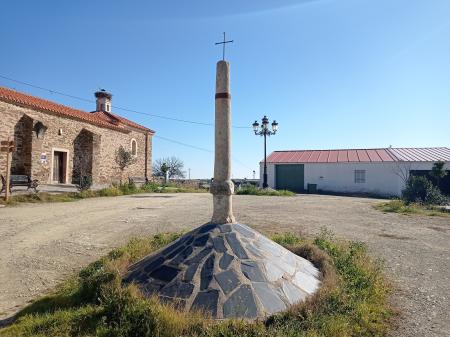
<box><xmin>94</xmin><ymin>89</ymin><xmax>112</xmax><ymax>112</ymax></box>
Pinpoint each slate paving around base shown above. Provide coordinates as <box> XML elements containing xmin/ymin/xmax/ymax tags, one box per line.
<box><xmin>123</xmin><ymin>223</ymin><xmax>321</xmax><ymax>319</ymax></box>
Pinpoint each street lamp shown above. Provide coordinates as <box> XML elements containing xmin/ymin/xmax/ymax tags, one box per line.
<box><xmin>253</xmin><ymin>116</ymin><xmax>278</xmax><ymax>188</ymax></box>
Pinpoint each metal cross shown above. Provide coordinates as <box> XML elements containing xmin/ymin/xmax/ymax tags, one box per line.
<box><xmin>215</xmin><ymin>32</ymin><xmax>233</xmax><ymax>61</ymax></box>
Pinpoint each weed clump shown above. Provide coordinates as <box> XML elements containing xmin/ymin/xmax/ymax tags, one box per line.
<box><xmin>375</xmin><ymin>199</ymin><xmax>449</xmax><ymax>217</ymax></box>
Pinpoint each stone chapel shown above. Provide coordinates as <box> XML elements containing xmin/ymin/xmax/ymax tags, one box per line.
<box><xmin>0</xmin><ymin>86</ymin><xmax>154</xmax><ymax>188</ymax></box>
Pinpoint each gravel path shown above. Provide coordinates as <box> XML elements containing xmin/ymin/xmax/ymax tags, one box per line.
<box><xmin>0</xmin><ymin>193</ymin><xmax>449</xmax><ymax>336</ymax></box>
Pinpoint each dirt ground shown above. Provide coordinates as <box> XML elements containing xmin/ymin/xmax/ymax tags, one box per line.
<box><xmin>0</xmin><ymin>193</ymin><xmax>449</xmax><ymax>336</ymax></box>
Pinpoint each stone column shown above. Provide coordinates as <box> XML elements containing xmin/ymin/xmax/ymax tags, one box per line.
<box><xmin>211</xmin><ymin>61</ymin><xmax>235</xmax><ymax>224</ymax></box>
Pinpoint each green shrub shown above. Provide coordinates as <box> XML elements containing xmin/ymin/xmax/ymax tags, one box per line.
<box><xmin>77</xmin><ymin>189</ymin><xmax>97</xmax><ymax>199</ymax></box>
<box><xmin>402</xmin><ymin>175</ymin><xmax>449</xmax><ymax>205</ymax></box>
<box><xmin>271</xmin><ymin>232</ymin><xmax>303</xmax><ymax>246</ymax></box>
<box><xmin>140</xmin><ymin>183</ymin><xmax>160</xmax><ymax>192</ymax></box>
<box><xmin>236</xmin><ymin>185</ymin><xmax>295</xmax><ymax>196</ymax></box>
<box><xmin>117</xmin><ymin>182</ymin><xmax>138</xmax><ymax>195</ymax></box>
<box><xmin>78</xmin><ymin>175</ymin><xmax>93</xmax><ymax>191</ymax></box>
<box><xmin>98</xmin><ymin>186</ymin><xmax>122</xmax><ymax>197</ymax></box>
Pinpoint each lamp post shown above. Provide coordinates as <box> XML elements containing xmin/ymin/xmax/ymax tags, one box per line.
<box><xmin>252</xmin><ymin>116</ymin><xmax>278</xmax><ymax>189</ymax></box>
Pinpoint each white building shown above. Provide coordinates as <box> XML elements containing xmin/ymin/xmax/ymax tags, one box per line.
<box><xmin>260</xmin><ymin>147</ymin><xmax>450</xmax><ymax>196</ymax></box>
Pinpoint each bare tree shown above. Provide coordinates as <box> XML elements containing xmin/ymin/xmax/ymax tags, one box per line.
<box><xmin>153</xmin><ymin>157</ymin><xmax>185</xmax><ymax>180</ymax></box>
<box><xmin>392</xmin><ymin>161</ymin><xmax>413</xmax><ymax>185</ymax></box>
<box><xmin>115</xmin><ymin>146</ymin><xmax>136</xmax><ymax>183</ymax></box>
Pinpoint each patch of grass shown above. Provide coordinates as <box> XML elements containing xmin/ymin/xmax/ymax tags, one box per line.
<box><xmin>0</xmin><ymin>230</ymin><xmax>394</xmax><ymax>337</ymax></box>
<box><xmin>375</xmin><ymin>199</ymin><xmax>449</xmax><ymax>217</ymax></box>
<box><xmin>266</xmin><ymin>229</ymin><xmax>394</xmax><ymax>337</ymax></box>
<box><xmin>271</xmin><ymin>232</ymin><xmax>304</xmax><ymax>246</ymax></box>
<box><xmin>0</xmin><ymin>183</ymin><xmax>208</xmax><ymax>206</ymax></box>
<box><xmin>159</xmin><ymin>186</ymin><xmax>207</xmax><ymax>193</ymax></box>
<box><xmin>236</xmin><ymin>185</ymin><xmax>295</xmax><ymax>196</ymax></box>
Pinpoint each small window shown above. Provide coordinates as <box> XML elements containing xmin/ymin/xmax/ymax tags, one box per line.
<box><xmin>354</xmin><ymin>170</ymin><xmax>366</xmax><ymax>183</ymax></box>
<box><xmin>106</xmin><ymin>104</ymin><xmax>110</xmax><ymax>112</ymax></box>
<box><xmin>131</xmin><ymin>139</ymin><xmax>137</xmax><ymax>156</ymax></box>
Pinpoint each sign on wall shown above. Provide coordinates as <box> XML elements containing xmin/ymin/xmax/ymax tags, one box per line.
<box><xmin>40</xmin><ymin>152</ymin><xmax>47</xmax><ymax>164</ymax></box>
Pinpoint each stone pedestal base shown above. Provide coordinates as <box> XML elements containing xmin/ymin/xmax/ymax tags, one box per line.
<box><xmin>212</xmin><ymin>194</ymin><xmax>235</xmax><ymax>224</ymax></box>
<box><xmin>123</xmin><ymin>222</ymin><xmax>321</xmax><ymax>319</ymax></box>
<box><xmin>211</xmin><ymin>180</ymin><xmax>235</xmax><ymax>224</ymax></box>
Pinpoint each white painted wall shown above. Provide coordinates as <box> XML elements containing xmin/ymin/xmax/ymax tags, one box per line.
<box><xmin>259</xmin><ymin>162</ymin><xmax>276</xmax><ymax>188</ymax></box>
<box><xmin>261</xmin><ymin>161</ymin><xmax>449</xmax><ymax>196</ymax></box>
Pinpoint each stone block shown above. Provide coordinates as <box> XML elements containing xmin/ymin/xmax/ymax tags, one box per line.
<box><xmin>215</xmin><ymin>270</ymin><xmax>240</xmax><ymax>294</ymax></box>
<box><xmin>252</xmin><ymin>282</ymin><xmax>287</xmax><ymax>314</ymax></box>
<box><xmin>225</xmin><ymin>232</ymin><xmax>248</xmax><ymax>259</ymax></box>
<box><xmin>241</xmin><ymin>261</ymin><xmax>266</xmax><ymax>282</ymax></box>
<box><xmin>192</xmin><ymin>290</ymin><xmax>219</xmax><ymax>318</ymax></box>
<box><xmin>223</xmin><ymin>285</ymin><xmax>257</xmax><ymax>319</ymax></box>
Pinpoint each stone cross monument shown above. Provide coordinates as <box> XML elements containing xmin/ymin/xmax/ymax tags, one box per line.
<box><xmin>210</xmin><ymin>60</ymin><xmax>236</xmax><ymax>224</ymax></box>
<box><xmin>122</xmin><ymin>39</ymin><xmax>321</xmax><ymax>319</ymax></box>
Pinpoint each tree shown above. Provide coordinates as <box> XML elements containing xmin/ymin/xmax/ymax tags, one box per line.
<box><xmin>430</xmin><ymin>161</ymin><xmax>447</xmax><ymax>189</ymax></box>
<box><xmin>402</xmin><ymin>175</ymin><xmax>448</xmax><ymax>205</ymax></box>
<box><xmin>392</xmin><ymin>161</ymin><xmax>413</xmax><ymax>186</ymax></box>
<box><xmin>153</xmin><ymin>157</ymin><xmax>185</xmax><ymax>180</ymax></box>
<box><xmin>115</xmin><ymin>146</ymin><xmax>136</xmax><ymax>183</ymax></box>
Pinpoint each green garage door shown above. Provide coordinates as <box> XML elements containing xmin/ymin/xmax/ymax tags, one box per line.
<box><xmin>275</xmin><ymin>164</ymin><xmax>304</xmax><ymax>192</ymax></box>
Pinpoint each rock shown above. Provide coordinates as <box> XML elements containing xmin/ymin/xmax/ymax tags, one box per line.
<box><xmin>212</xmin><ymin>236</ymin><xmax>226</xmax><ymax>253</ymax></box>
<box><xmin>218</xmin><ymin>224</ymin><xmax>232</xmax><ymax>233</ymax></box>
<box><xmin>225</xmin><ymin>232</ymin><xmax>248</xmax><ymax>259</ymax></box>
<box><xmin>149</xmin><ymin>265</ymin><xmax>179</xmax><ymax>282</ymax></box>
<box><xmin>160</xmin><ymin>281</ymin><xmax>194</xmax><ymax>298</ymax></box>
<box><xmin>183</xmin><ymin>263</ymin><xmax>199</xmax><ymax>282</ymax></box>
<box><xmin>241</xmin><ymin>261</ymin><xmax>265</xmax><ymax>282</ymax></box>
<box><xmin>223</xmin><ymin>285</ymin><xmax>258</xmax><ymax>318</ymax></box>
<box><xmin>192</xmin><ymin>289</ymin><xmax>219</xmax><ymax>317</ymax></box>
<box><xmin>219</xmin><ymin>252</ymin><xmax>234</xmax><ymax>270</ymax></box>
<box><xmin>252</xmin><ymin>282</ymin><xmax>287</xmax><ymax>314</ymax></box>
<box><xmin>215</xmin><ymin>270</ymin><xmax>240</xmax><ymax>294</ymax></box>
<box><xmin>200</xmin><ymin>254</ymin><xmax>215</xmax><ymax>290</ymax></box>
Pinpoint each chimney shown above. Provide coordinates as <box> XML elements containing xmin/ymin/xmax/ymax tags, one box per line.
<box><xmin>94</xmin><ymin>89</ymin><xmax>112</xmax><ymax>112</ymax></box>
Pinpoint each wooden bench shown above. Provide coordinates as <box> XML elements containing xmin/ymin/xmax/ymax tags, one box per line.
<box><xmin>0</xmin><ymin>174</ymin><xmax>39</xmax><ymax>193</ymax></box>
<box><xmin>128</xmin><ymin>176</ymin><xmax>148</xmax><ymax>186</ymax></box>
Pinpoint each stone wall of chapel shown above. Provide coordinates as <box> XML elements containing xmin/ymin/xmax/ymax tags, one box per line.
<box><xmin>0</xmin><ymin>101</ymin><xmax>152</xmax><ymax>187</ymax></box>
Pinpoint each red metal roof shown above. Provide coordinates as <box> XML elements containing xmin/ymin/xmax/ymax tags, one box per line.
<box><xmin>266</xmin><ymin>148</ymin><xmax>450</xmax><ymax>163</ymax></box>
<box><xmin>0</xmin><ymin>86</ymin><xmax>155</xmax><ymax>134</ymax></box>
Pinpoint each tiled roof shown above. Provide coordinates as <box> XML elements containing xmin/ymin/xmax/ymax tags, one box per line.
<box><xmin>97</xmin><ymin>110</ymin><xmax>154</xmax><ymax>133</ymax></box>
<box><xmin>266</xmin><ymin>147</ymin><xmax>450</xmax><ymax>163</ymax></box>
<box><xmin>0</xmin><ymin>86</ymin><xmax>155</xmax><ymax>134</ymax></box>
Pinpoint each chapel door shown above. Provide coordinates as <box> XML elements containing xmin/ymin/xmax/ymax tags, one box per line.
<box><xmin>53</xmin><ymin>151</ymin><xmax>65</xmax><ymax>183</ymax></box>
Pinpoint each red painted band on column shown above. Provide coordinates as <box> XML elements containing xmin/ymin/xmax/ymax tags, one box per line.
<box><xmin>215</xmin><ymin>93</ymin><xmax>231</xmax><ymax>99</ymax></box>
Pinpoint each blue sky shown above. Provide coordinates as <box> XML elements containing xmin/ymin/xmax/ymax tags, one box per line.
<box><xmin>1</xmin><ymin>0</ymin><xmax>449</xmax><ymax>178</ymax></box>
